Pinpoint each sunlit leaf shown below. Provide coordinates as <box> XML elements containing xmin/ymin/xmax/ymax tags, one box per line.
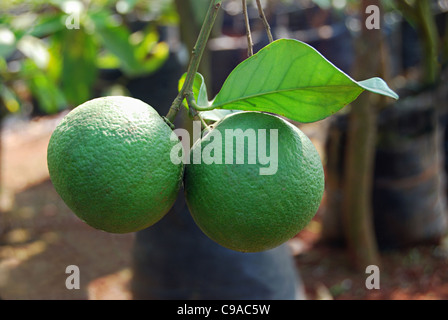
<box><xmin>211</xmin><ymin>39</ymin><xmax>399</xmax><ymax>123</ymax></box>
<box><xmin>89</xmin><ymin>10</ymin><xmax>140</xmax><ymax>76</ymax></box>
<box><xmin>60</xmin><ymin>29</ymin><xmax>98</xmax><ymax>107</ymax></box>
<box><xmin>0</xmin><ymin>27</ymin><xmax>16</xmax><ymax>59</ymax></box>
<box><xmin>178</xmin><ymin>72</ymin><xmax>239</xmax><ymax>122</ymax></box>
<box><xmin>1</xmin><ymin>85</ymin><xmax>20</xmax><ymax>113</ymax></box>
<box><xmin>90</xmin><ymin>10</ymin><xmax>169</xmax><ymax>77</ymax></box>
<box><xmin>139</xmin><ymin>41</ymin><xmax>169</xmax><ymax>74</ymax></box>
<box><xmin>22</xmin><ymin>60</ymin><xmax>67</xmax><ymax>114</ymax></box>
<box><xmin>29</xmin><ymin>13</ymin><xmax>66</xmax><ymax>38</ymax></box>
<box><xmin>16</xmin><ymin>35</ymin><xmax>49</xmax><ymax>69</ymax></box>
<box><xmin>96</xmin><ymin>51</ymin><xmax>121</xmax><ymax>69</ymax></box>
<box><xmin>178</xmin><ymin>72</ymin><xmax>210</xmax><ymax>109</ymax></box>
<box><xmin>133</xmin><ymin>26</ymin><xmax>159</xmax><ymax>61</ymax></box>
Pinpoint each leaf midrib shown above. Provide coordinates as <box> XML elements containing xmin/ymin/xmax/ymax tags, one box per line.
<box><xmin>212</xmin><ymin>83</ymin><xmax>362</xmax><ymax>109</ymax></box>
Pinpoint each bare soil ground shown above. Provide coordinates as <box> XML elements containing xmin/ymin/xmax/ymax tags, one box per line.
<box><xmin>0</xmin><ymin>113</ymin><xmax>447</xmax><ymax>300</ymax></box>
<box><xmin>291</xmin><ymin>220</ymin><xmax>448</xmax><ymax>300</ymax></box>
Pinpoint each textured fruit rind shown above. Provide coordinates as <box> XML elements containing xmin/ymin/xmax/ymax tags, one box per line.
<box><xmin>184</xmin><ymin>111</ymin><xmax>325</xmax><ymax>252</ymax></box>
<box><xmin>47</xmin><ymin>96</ymin><xmax>183</xmax><ymax>233</ymax></box>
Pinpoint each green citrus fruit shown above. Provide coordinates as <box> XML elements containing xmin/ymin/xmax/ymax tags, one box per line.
<box><xmin>47</xmin><ymin>96</ymin><xmax>183</xmax><ymax>233</ymax></box>
<box><xmin>184</xmin><ymin>111</ymin><xmax>325</xmax><ymax>252</ymax></box>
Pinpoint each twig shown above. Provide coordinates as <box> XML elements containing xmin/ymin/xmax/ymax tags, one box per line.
<box><xmin>242</xmin><ymin>0</ymin><xmax>254</xmax><ymax>56</ymax></box>
<box><xmin>256</xmin><ymin>0</ymin><xmax>274</xmax><ymax>43</ymax></box>
<box><xmin>187</xmin><ymin>94</ymin><xmax>211</xmax><ymax>131</ymax></box>
<box><xmin>166</xmin><ymin>0</ymin><xmax>222</xmax><ymax>124</ymax></box>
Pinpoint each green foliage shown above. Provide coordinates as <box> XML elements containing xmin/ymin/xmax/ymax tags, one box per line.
<box><xmin>91</xmin><ymin>11</ymin><xmax>169</xmax><ymax>77</ymax></box>
<box><xmin>60</xmin><ymin>29</ymin><xmax>98</xmax><ymax>107</ymax></box>
<box><xmin>0</xmin><ymin>0</ymin><xmax>176</xmax><ymax>116</ymax></box>
<box><xmin>178</xmin><ymin>73</ymin><xmax>209</xmax><ymax>108</ymax></box>
<box><xmin>183</xmin><ymin>39</ymin><xmax>398</xmax><ymax>124</ymax></box>
<box><xmin>177</xmin><ymin>73</ymin><xmax>236</xmax><ymax>122</ymax></box>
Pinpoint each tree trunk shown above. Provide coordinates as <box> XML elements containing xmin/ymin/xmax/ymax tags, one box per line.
<box><xmin>342</xmin><ymin>0</ymin><xmax>386</xmax><ymax>270</ymax></box>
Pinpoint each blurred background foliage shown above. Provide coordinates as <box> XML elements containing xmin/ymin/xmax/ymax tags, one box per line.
<box><xmin>0</xmin><ymin>0</ymin><xmax>177</xmax><ymax>117</ymax></box>
<box><xmin>1</xmin><ymin>0</ymin><xmax>447</xmax><ymax>119</ymax></box>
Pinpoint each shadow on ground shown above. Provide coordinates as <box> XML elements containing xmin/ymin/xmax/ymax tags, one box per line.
<box><xmin>0</xmin><ymin>179</ymin><xmax>134</xmax><ymax>300</ymax></box>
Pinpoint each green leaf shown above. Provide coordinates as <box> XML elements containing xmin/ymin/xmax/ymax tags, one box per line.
<box><xmin>211</xmin><ymin>39</ymin><xmax>399</xmax><ymax>123</ymax></box>
<box><xmin>29</xmin><ymin>13</ymin><xmax>66</xmax><ymax>38</ymax></box>
<box><xmin>89</xmin><ymin>10</ymin><xmax>140</xmax><ymax>76</ymax></box>
<box><xmin>133</xmin><ymin>26</ymin><xmax>160</xmax><ymax>61</ymax></box>
<box><xmin>178</xmin><ymin>72</ymin><xmax>240</xmax><ymax>122</ymax></box>
<box><xmin>132</xmin><ymin>26</ymin><xmax>169</xmax><ymax>74</ymax></box>
<box><xmin>96</xmin><ymin>25</ymin><xmax>139</xmax><ymax>75</ymax></box>
<box><xmin>89</xmin><ymin>10</ymin><xmax>169</xmax><ymax>77</ymax></box>
<box><xmin>60</xmin><ymin>29</ymin><xmax>98</xmax><ymax>107</ymax></box>
<box><xmin>96</xmin><ymin>51</ymin><xmax>121</xmax><ymax>70</ymax></box>
<box><xmin>178</xmin><ymin>72</ymin><xmax>210</xmax><ymax>109</ymax></box>
<box><xmin>22</xmin><ymin>60</ymin><xmax>67</xmax><ymax>114</ymax></box>
<box><xmin>0</xmin><ymin>27</ymin><xmax>16</xmax><ymax>59</ymax></box>
<box><xmin>16</xmin><ymin>35</ymin><xmax>50</xmax><ymax>69</ymax></box>
<box><xmin>357</xmin><ymin>78</ymin><xmax>399</xmax><ymax>99</ymax></box>
<box><xmin>1</xmin><ymin>85</ymin><xmax>20</xmax><ymax>113</ymax></box>
<box><xmin>139</xmin><ymin>41</ymin><xmax>169</xmax><ymax>75</ymax></box>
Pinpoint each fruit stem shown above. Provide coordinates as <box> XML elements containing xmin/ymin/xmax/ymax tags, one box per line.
<box><xmin>166</xmin><ymin>0</ymin><xmax>223</xmax><ymax>124</ymax></box>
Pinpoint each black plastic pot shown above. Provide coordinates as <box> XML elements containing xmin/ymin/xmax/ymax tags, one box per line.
<box><xmin>373</xmin><ymin>87</ymin><xmax>448</xmax><ymax>249</ymax></box>
<box><xmin>130</xmin><ymin>191</ymin><xmax>305</xmax><ymax>300</ymax></box>
<box><xmin>322</xmin><ymin>85</ymin><xmax>448</xmax><ymax>250</ymax></box>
